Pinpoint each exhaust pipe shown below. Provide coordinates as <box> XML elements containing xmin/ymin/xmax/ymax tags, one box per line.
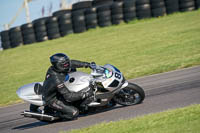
<box><xmin>21</xmin><ymin>111</ymin><xmax>59</xmax><ymax>122</ymax></box>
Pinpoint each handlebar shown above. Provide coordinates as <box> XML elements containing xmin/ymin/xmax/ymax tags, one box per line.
<box><xmin>90</xmin><ymin>63</ymin><xmax>105</xmax><ymax>77</ymax></box>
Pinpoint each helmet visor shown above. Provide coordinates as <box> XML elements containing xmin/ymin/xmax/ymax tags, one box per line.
<box><xmin>60</xmin><ymin>61</ymin><xmax>70</xmax><ymax>70</ymax></box>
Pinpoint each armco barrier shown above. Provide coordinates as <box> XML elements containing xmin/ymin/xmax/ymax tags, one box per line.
<box><xmin>1</xmin><ymin>0</ymin><xmax>200</xmax><ymax>50</ymax></box>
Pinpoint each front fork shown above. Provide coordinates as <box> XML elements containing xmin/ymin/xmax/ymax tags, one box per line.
<box><xmin>89</xmin><ymin>80</ymin><xmax>98</xmax><ymax>101</ymax></box>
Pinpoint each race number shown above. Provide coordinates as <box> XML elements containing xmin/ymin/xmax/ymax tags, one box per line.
<box><xmin>115</xmin><ymin>73</ymin><xmax>121</xmax><ymax>79</ymax></box>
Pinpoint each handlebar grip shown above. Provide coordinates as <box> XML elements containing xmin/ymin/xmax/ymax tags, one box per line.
<box><xmin>90</xmin><ymin>62</ymin><xmax>96</xmax><ymax>69</ymax></box>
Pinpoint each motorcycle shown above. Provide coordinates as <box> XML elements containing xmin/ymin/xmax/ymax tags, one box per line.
<box><xmin>17</xmin><ymin>64</ymin><xmax>145</xmax><ymax>122</ymax></box>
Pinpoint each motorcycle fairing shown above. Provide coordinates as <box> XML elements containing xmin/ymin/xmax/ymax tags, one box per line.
<box><xmin>17</xmin><ymin>82</ymin><xmax>45</xmax><ymax>106</ymax></box>
<box><xmin>101</xmin><ymin>64</ymin><xmax>124</xmax><ymax>91</ymax></box>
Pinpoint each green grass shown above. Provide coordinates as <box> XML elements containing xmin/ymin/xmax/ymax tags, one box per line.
<box><xmin>0</xmin><ymin>10</ymin><xmax>200</xmax><ymax>106</ymax></box>
<box><xmin>63</xmin><ymin>104</ymin><xmax>200</xmax><ymax>133</ymax></box>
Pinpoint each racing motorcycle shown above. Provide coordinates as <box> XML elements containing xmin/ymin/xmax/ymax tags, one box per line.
<box><xmin>17</xmin><ymin>64</ymin><xmax>145</xmax><ymax>122</ymax></box>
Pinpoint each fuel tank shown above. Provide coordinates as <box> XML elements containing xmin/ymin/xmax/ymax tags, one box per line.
<box><xmin>64</xmin><ymin>71</ymin><xmax>91</xmax><ymax>92</ymax></box>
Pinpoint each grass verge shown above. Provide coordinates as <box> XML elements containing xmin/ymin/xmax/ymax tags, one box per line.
<box><xmin>0</xmin><ymin>10</ymin><xmax>200</xmax><ymax>106</ymax></box>
<box><xmin>62</xmin><ymin>104</ymin><xmax>200</xmax><ymax>133</ymax></box>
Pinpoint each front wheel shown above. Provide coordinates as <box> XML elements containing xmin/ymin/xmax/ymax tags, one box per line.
<box><xmin>113</xmin><ymin>82</ymin><xmax>145</xmax><ymax>106</ymax></box>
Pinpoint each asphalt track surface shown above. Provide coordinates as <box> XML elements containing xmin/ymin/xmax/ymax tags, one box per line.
<box><xmin>0</xmin><ymin>66</ymin><xmax>200</xmax><ymax>133</ymax></box>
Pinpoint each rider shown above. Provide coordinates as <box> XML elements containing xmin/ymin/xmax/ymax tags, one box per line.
<box><xmin>42</xmin><ymin>53</ymin><xmax>94</xmax><ymax>120</ymax></box>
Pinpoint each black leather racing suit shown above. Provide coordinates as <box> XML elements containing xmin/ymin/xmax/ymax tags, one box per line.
<box><xmin>42</xmin><ymin>60</ymin><xmax>90</xmax><ymax>119</ymax></box>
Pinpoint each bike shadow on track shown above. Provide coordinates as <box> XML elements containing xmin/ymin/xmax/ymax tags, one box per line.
<box><xmin>12</xmin><ymin>121</ymin><xmax>50</xmax><ymax>130</ymax></box>
<box><xmin>11</xmin><ymin>105</ymin><xmax>127</xmax><ymax>131</ymax></box>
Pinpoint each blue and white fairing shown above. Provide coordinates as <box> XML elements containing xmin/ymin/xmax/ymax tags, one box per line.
<box><xmin>100</xmin><ymin>64</ymin><xmax>124</xmax><ymax>90</ymax></box>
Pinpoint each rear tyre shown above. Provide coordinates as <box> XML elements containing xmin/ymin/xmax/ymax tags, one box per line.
<box><xmin>114</xmin><ymin>82</ymin><xmax>145</xmax><ymax>106</ymax></box>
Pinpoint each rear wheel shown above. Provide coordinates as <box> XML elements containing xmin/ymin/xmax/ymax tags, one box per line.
<box><xmin>114</xmin><ymin>82</ymin><xmax>145</xmax><ymax>106</ymax></box>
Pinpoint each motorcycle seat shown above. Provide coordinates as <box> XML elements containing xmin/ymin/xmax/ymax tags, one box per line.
<box><xmin>34</xmin><ymin>83</ymin><xmax>43</xmax><ymax>95</ymax></box>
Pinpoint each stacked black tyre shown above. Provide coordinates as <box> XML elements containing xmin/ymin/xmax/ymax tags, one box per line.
<box><xmin>97</xmin><ymin>5</ymin><xmax>112</xmax><ymax>27</ymax></box>
<box><xmin>150</xmin><ymin>0</ymin><xmax>166</xmax><ymax>17</ymax></box>
<box><xmin>46</xmin><ymin>17</ymin><xmax>61</xmax><ymax>39</ymax></box>
<box><xmin>72</xmin><ymin>1</ymin><xmax>92</xmax><ymax>11</ymax></box>
<box><xmin>53</xmin><ymin>9</ymin><xmax>71</xmax><ymax>17</ymax></box>
<box><xmin>111</xmin><ymin>2</ymin><xmax>124</xmax><ymax>25</ymax></box>
<box><xmin>72</xmin><ymin>10</ymin><xmax>86</xmax><ymax>33</ymax></box>
<box><xmin>179</xmin><ymin>0</ymin><xmax>196</xmax><ymax>12</ymax></box>
<box><xmin>123</xmin><ymin>0</ymin><xmax>137</xmax><ymax>23</ymax></box>
<box><xmin>164</xmin><ymin>0</ymin><xmax>179</xmax><ymax>14</ymax></box>
<box><xmin>136</xmin><ymin>0</ymin><xmax>152</xmax><ymax>19</ymax></box>
<box><xmin>0</xmin><ymin>30</ymin><xmax>11</xmax><ymax>49</ymax></box>
<box><xmin>33</xmin><ymin>17</ymin><xmax>49</xmax><ymax>42</ymax></box>
<box><xmin>58</xmin><ymin>12</ymin><xmax>73</xmax><ymax>36</ymax></box>
<box><xmin>21</xmin><ymin>23</ymin><xmax>36</xmax><ymax>45</ymax></box>
<box><xmin>9</xmin><ymin>27</ymin><xmax>23</xmax><ymax>48</ymax></box>
<box><xmin>85</xmin><ymin>7</ymin><xmax>98</xmax><ymax>29</ymax></box>
<box><xmin>196</xmin><ymin>0</ymin><xmax>200</xmax><ymax>9</ymax></box>
<box><xmin>92</xmin><ymin>0</ymin><xmax>113</xmax><ymax>7</ymax></box>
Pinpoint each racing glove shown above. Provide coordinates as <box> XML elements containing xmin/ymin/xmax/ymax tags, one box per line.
<box><xmin>89</xmin><ymin>62</ymin><xmax>96</xmax><ymax>69</ymax></box>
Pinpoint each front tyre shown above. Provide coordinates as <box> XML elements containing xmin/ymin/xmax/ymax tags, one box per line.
<box><xmin>114</xmin><ymin>82</ymin><xmax>145</xmax><ymax>106</ymax></box>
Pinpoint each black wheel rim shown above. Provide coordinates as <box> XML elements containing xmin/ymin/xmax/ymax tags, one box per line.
<box><xmin>115</xmin><ymin>88</ymin><xmax>142</xmax><ymax>106</ymax></box>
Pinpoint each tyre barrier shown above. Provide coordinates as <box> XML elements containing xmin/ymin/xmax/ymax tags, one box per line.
<box><xmin>72</xmin><ymin>1</ymin><xmax>92</xmax><ymax>11</ymax></box>
<box><xmin>111</xmin><ymin>2</ymin><xmax>124</xmax><ymax>25</ymax></box>
<box><xmin>52</xmin><ymin>9</ymin><xmax>71</xmax><ymax>17</ymax></box>
<box><xmin>123</xmin><ymin>0</ymin><xmax>137</xmax><ymax>22</ymax></box>
<box><xmin>136</xmin><ymin>0</ymin><xmax>152</xmax><ymax>19</ymax></box>
<box><xmin>179</xmin><ymin>0</ymin><xmax>196</xmax><ymax>12</ymax></box>
<box><xmin>92</xmin><ymin>0</ymin><xmax>114</xmax><ymax>7</ymax></box>
<box><xmin>9</xmin><ymin>26</ymin><xmax>23</xmax><ymax>48</ymax></box>
<box><xmin>85</xmin><ymin>7</ymin><xmax>98</xmax><ymax>29</ymax></box>
<box><xmin>164</xmin><ymin>0</ymin><xmax>179</xmax><ymax>14</ymax></box>
<box><xmin>1</xmin><ymin>0</ymin><xmax>200</xmax><ymax>50</ymax></box>
<box><xmin>33</xmin><ymin>17</ymin><xmax>49</xmax><ymax>42</ymax></box>
<box><xmin>46</xmin><ymin>16</ymin><xmax>61</xmax><ymax>39</ymax></box>
<box><xmin>150</xmin><ymin>0</ymin><xmax>166</xmax><ymax>17</ymax></box>
<box><xmin>196</xmin><ymin>0</ymin><xmax>200</xmax><ymax>9</ymax></box>
<box><xmin>97</xmin><ymin>5</ymin><xmax>112</xmax><ymax>27</ymax></box>
<box><xmin>72</xmin><ymin>10</ymin><xmax>87</xmax><ymax>33</ymax></box>
<box><xmin>0</xmin><ymin>30</ymin><xmax>11</xmax><ymax>49</ymax></box>
<box><xmin>58</xmin><ymin>12</ymin><xmax>73</xmax><ymax>36</ymax></box>
<box><xmin>21</xmin><ymin>23</ymin><xmax>36</xmax><ymax>45</ymax></box>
